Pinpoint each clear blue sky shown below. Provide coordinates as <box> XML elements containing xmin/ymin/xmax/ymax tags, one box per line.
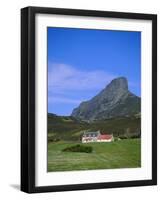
<box><xmin>48</xmin><ymin>27</ymin><xmax>141</xmax><ymax>116</ymax></box>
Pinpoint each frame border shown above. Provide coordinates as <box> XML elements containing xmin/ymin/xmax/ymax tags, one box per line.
<box><xmin>21</xmin><ymin>6</ymin><xmax>157</xmax><ymax>193</ymax></box>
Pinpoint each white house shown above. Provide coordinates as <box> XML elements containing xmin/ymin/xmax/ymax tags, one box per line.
<box><xmin>82</xmin><ymin>130</ymin><xmax>114</xmax><ymax>143</ymax></box>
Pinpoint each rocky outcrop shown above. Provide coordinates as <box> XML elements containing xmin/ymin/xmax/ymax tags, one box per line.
<box><xmin>71</xmin><ymin>77</ymin><xmax>140</xmax><ymax>121</ymax></box>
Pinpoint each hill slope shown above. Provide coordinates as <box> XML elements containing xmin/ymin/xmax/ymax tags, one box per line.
<box><xmin>48</xmin><ymin>113</ymin><xmax>141</xmax><ymax>141</ymax></box>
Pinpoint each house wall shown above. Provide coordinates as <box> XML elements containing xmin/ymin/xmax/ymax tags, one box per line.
<box><xmin>82</xmin><ymin>137</ymin><xmax>98</xmax><ymax>143</ymax></box>
<box><xmin>97</xmin><ymin>139</ymin><xmax>112</xmax><ymax>142</ymax></box>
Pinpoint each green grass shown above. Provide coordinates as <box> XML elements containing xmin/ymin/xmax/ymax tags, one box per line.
<box><xmin>47</xmin><ymin>139</ymin><xmax>141</xmax><ymax>172</ymax></box>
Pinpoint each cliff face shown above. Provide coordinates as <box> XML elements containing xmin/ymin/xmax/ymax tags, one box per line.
<box><xmin>71</xmin><ymin>77</ymin><xmax>141</xmax><ymax>121</ymax></box>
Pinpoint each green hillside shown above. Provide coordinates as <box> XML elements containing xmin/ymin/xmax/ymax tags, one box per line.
<box><xmin>48</xmin><ymin>113</ymin><xmax>141</xmax><ymax>142</ymax></box>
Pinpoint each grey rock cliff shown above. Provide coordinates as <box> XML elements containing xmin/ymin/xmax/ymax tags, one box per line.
<box><xmin>71</xmin><ymin>77</ymin><xmax>140</xmax><ymax>121</ymax></box>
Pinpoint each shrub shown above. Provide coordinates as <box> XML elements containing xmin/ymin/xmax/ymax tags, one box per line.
<box><xmin>48</xmin><ymin>138</ymin><xmax>54</xmax><ymax>143</ymax></box>
<box><xmin>62</xmin><ymin>144</ymin><xmax>93</xmax><ymax>153</ymax></box>
<box><xmin>130</xmin><ymin>134</ymin><xmax>140</xmax><ymax>139</ymax></box>
<box><xmin>118</xmin><ymin>134</ymin><xmax>140</xmax><ymax>140</ymax></box>
<box><xmin>119</xmin><ymin>135</ymin><xmax>128</xmax><ymax>139</ymax></box>
<box><xmin>48</xmin><ymin>137</ymin><xmax>60</xmax><ymax>143</ymax></box>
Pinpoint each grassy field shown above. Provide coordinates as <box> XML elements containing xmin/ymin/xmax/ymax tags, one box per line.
<box><xmin>48</xmin><ymin>139</ymin><xmax>141</xmax><ymax>172</ymax></box>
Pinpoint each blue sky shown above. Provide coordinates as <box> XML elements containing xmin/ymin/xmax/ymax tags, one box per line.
<box><xmin>48</xmin><ymin>27</ymin><xmax>141</xmax><ymax>116</ymax></box>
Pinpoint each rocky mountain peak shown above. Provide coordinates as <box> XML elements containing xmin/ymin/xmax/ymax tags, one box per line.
<box><xmin>107</xmin><ymin>77</ymin><xmax>128</xmax><ymax>91</ymax></box>
<box><xmin>71</xmin><ymin>77</ymin><xmax>140</xmax><ymax>121</ymax></box>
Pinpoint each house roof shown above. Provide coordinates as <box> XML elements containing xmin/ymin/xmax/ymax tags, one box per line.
<box><xmin>97</xmin><ymin>134</ymin><xmax>113</xmax><ymax>140</ymax></box>
<box><xmin>83</xmin><ymin>131</ymin><xmax>100</xmax><ymax>137</ymax></box>
<box><xmin>83</xmin><ymin>133</ymin><xmax>98</xmax><ymax>137</ymax></box>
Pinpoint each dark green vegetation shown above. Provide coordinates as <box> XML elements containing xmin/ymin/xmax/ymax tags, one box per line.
<box><xmin>48</xmin><ymin>113</ymin><xmax>141</xmax><ymax>142</ymax></box>
<box><xmin>48</xmin><ymin>139</ymin><xmax>141</xmax><ymax>172</ymax></box>
<box><xmin>62</xmin><ymin>144</ymin><xmax>93</xmax><ymax>153</ymax></box>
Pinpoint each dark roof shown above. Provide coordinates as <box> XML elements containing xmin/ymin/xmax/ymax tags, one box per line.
<box><xmin>83</xmin><ymin>132</ymin><xmax>99</xmax><ymax>137</ymax></box>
